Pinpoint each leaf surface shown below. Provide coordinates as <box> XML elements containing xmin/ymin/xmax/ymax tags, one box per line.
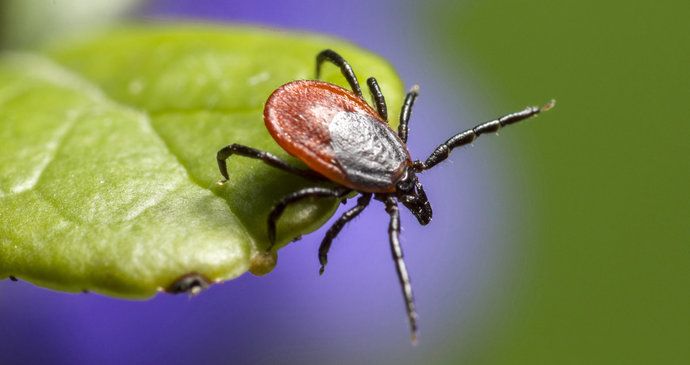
<box><xmin>0</xmin><ymin>25</ymin><xmax>403</xmax><ymax>297</ymax></box>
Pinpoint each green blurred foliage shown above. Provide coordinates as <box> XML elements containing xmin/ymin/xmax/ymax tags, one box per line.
<box><xmin>0</xmin><ymin>0</ymin><xmax>143</xmax><ymax>49</ymax></box>
<box><xmin>429</xmin><ymin>1</ymin><xmax>688</xmax><ymax>364</ymax></box>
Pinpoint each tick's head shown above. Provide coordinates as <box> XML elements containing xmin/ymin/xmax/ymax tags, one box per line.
<box><xmin>395</xmin><ymin>169</ymin><xmax>432</xmax><ymax>225</ymax></box>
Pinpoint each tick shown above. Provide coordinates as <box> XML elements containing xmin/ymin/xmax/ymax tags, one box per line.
<box><xmin>217</xmin><ymin>49</ymin><xmax>554</xmax><ymax>342</ymax></box>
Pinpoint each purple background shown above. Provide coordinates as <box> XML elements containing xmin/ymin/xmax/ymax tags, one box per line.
<box><xmin>0</xmin><ymin>1</ymin><xmax>528</xmax><ymax>363</ymax></box>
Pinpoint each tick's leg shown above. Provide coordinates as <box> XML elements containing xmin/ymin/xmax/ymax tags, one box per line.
<box><xmin>316</xmin><ymin>49</ymin><xmax>363</xmax><ymax>98</ymax></box>
<box><xmin>398</xmin><ymin>85</ymin><xmax>420</xmax><ymax>143</ymax></box>
<box><xmin>384</xmin><ymin>196</ymin><xmax>418</xmax><ymax>343</ymax></box>
<box><xmin>216</xmin><ymin>144</ymin><xmax>325</xmax><ymax>183</ymax></box>
<box><xmin>413</xmin><ymin>100</ymin><xmax>555</xmax><ymax>171</ymax></box>
<box><xmin>267</xmin><ymin>187</ymin><xmax>351</xmax><ymax>251</ymax></box>
<box><xmin>318</xmin><ymin>193</ymin><xmax>372</xmax><ymax>275</ymax></box>
<box><xmin>366</xmin><ymin>77</ymin><xmax>388</xmax><ymax>120</ymax></box>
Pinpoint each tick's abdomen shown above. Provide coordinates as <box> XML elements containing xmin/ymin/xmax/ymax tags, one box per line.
<box><xmin>264</xmin><ymin>80</ymin><xmax>410</xmax><ymax>192</ymax></box>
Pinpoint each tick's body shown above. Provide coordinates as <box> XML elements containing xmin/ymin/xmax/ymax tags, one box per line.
<box><xmin>265</xmin><ymin>80</ymin><xmax>410</xmax><ymax>192</ymax></box>
<box><xmin>217</xmin><ymin>49</ymin><xmax>554</xmax><ymax>342</ymax></box>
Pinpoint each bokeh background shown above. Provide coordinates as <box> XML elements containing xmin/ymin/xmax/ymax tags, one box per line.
<box><xmin>1</xmin><ymin>0</ymin><xmax>687</xmax><ymax>364</ymax></box>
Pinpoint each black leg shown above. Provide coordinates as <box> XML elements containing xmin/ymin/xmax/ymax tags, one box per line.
<box><xmin>316</xmin><ymin>49</ymin><xmax>363</xmax><ymax>98</ymax></box>
<box><xmin>398</xmin><ymin>85</ymin><xmax>419</xmax><ymax>143</ymax></box>
<box><xmin>318</xmin><ymin>193</ymin><xmax>372</xmax><ymax>275</ymax></box>
<box><xmin>384</xmin><ymin>196</ymin><xmax>418</xmax><ymax>343</ymax></box>
<box><xmin>366</xmin><ymin>77</ymin><xmax>388</xmax><ymax>120</ymax></box>
<box><xmin>216</xmin><ymin>144</ymin><xmax>325</xmax><ymax>183</ymax></box>
<box><xmin>413</xmin><ymin>100</ymin><xmax>555</xmax><ymax>171</ymax></box>
<box><xmin>267</xmin><ymin>187</ymin><xmax>351</xmax><ymax>250</ymax></box>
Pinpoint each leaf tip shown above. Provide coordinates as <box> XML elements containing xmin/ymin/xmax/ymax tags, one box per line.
<box><xmin>248</xmin><ymin>251</ymin><xmax>278</xmax><ymax>276</ymax></box>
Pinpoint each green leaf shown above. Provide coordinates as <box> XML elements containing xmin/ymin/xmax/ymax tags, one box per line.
<box><xmin>0</xmin><ymin>0</ymin><xmax>144</xmax><ymax>49</ymax></box>
<box><xmin>0</xmin><ymin>25</ymin><xmax>403</xmax><ymax>297</ymax></box>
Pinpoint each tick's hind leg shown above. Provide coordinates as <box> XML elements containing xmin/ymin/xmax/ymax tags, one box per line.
<box><xmin>316</xmin><ymin>49</ymin><xmax>363</xmax><ymax>98</ymax></box>
<box><xmin>318</xmin><ymin>193</ymin><xmax>372</xmax><ymax>275</ymax></box>
<box><xmin>216</xmin><ymin>143</ymin><xmax>326</xmax><ymax>183</ymax></box>
<box><xmin>384</xmin><ymin>196</ymin><xmax>418</xmax><ymax>343</ymax></box>
<box><xmin>267</xmin><ymin>187</ymin><xmax>351</xmax><ymax>251</ymax></box>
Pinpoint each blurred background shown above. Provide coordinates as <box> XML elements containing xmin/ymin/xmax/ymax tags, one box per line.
<box><xmin>0</xmin><ymin>0</ymin><xmax>687</xmax><ymax>364</ymax></box>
